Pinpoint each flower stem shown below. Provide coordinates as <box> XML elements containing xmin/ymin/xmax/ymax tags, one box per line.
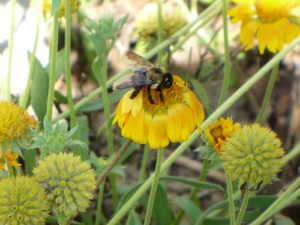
<box><xmin>64</xmin><ymin>0</ymin><xmax>76</xmax><ymax>128</ymax></box>
<box><xmin>6</xmin><ymin>0</ymin><xmax>16</xmax><ymax>102</ymax></box>
<box><xmin>139</xmin><ymin>145</ymin><xmax>149</xmax><ymax>181</ymax></box>
<box><xmin>20</xmin><ymin>11</ymin><xmax>40</xmax><ymax>108</ymax></box>
<box><xmin>250</xmin><ymin>178</ymin><xmax>300</xmax><ymax>225</ymax></box>
<box><xmin>46</xmin><ymin>13</ymin><xmax>59</xmax><ymax>121</ymax></box>
<box><xmin>282</xmin><ymin>142</ymin><xmax>300</xmax><ymax>166</ymax></box>
<box><xmin>226</xmin><ymin>175</ymin><xmax>236</xmax><ymax>225</ymax></box>
<box><xmin>156</xmin><ymin>0</ymin><xmax>164</xmax><ymax>66</ymax></box>
<box><xmin>107</xmin><ymin>36</ymin><xmax>300</xmax><ymax>225</ymax></box>
<box><xmin>95</xmin><ymin>139</ymin><xmax>132</xmax><ymax>187</ymax></box>
<box><xmin>255</xmin><ymin>62</ymin><xmax>279</xmax><ymax>123</ymax></box>
<box><xmin>143</xmin><ymin>148</ymin><xmax>164</xmax><ymax>225</ymax></box>
<box><xmin>217</xmin><ymin>0</ymin><xmax>231</xmax><ymax>106</ymax></box>
<box><xmin>95</xmin><ymin>182</ymin><xmax>105</xmax><ymax>225</ymax></box>
<box><xmin>235</xmin><ymin>189</ymin><xmax>250</xmax><ymax>225</ymax></box>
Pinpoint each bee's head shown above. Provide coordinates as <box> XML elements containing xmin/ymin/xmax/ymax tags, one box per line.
<box><xmin>161</xmin><ymin>72</ymin><xmax>173</xmax><ymax>88</ymax></box>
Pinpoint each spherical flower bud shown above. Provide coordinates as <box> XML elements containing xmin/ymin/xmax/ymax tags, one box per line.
<box><xmin>204</xmin><ymin>117</ymin><xmax>241</xmax><ymax>153</ymax></box>
<box><xmin>136</xmin><ymin>2</ymin><xmax>187</xmax><ymax>39</ymax></box>
<box><xmin>0</xmin><ymin>176</ymin><xmax>49</xmax><ymax>225</ymax></box>
<box><xmin>220</xmin><ymin>124</ymin><xmax>285</xmax><ymax>189</ymax></box>
<box><xmin>0</xmin><ymin>101</ymin><xmax>37</xmax><ymax>144</ymax></box>
<box><xmin>33</xmin><ymin>153</ymin><xmax>96</xmax><ymax>217</ymax></box>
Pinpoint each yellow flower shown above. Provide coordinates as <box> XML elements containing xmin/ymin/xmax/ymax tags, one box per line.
<box><xmin>136</xmin><ymin>2</ymin><xmax>187</xmax><ymax>39</ymax></box>
<box><xmin>0</xmin><ymin>176</ymin><xmax>49</xmax><ymax>225</ymax></box>
<box><xmin>42</xmin><ymin>0</ymin><xmax>80</xmax><ymax>18</ymax></box>
<box><xmin>221</xmin><ymin>124</ymin><xmax>284</xmax><ymax>189</ymax></box>
<box><xmin>0</xmin><ymin>149</ymin><xmax>22</xmax><ymax>170</ymax></box>
<box><xmin>0</xmin><ymin>101</ymin><xmax>37</xmax><ymax>143</ymax></box>
<box><xmin>229</xmin><ymin>0</ymin><xmax>300</xmax><ymax>54</ymax></box>
<box><xmin>205</xmin><ymin>117</ymin><xmax>241</xmax><ymax>153</ymax></box>
<box><xmin>114</xmin><ymin>76</ymin><xmax>205</xmax><ymax>149</ymax></box>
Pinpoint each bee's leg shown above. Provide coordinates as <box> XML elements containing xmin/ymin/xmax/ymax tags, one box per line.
<box><xmin>130</xmin><ymin>86</ymin><xmax>142</xmax><ymax>99</ymax></box>
<box><xmin>157</xmin><ymin>86</ymin><xmax>164</xmax><ymax>103</ymax></box>
<box><xmin>147</xmin><ymin>85</ymin><xmax>155</xmax><ymax>104</ymax></box>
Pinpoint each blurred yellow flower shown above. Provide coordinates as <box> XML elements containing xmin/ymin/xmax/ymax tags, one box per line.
<box><xmin>205</xmin><ymin>117</ymin><xmax>241</xmax><ymax>153</ymax></box>
<box><xmin>0</xmin><ymin>149</ymin><xmax>22</xmax><ymax>170</ymax></box>
<box><xmin>136</xmin><ymin>2</ymin><xmax>187</xmax><ymax>39</ymax></box>
<box><xmin>0</xmin><ymin>101</ymin><xmax>37</xmax><ymax>143</ymax></box>
<box><xmin>42</xmin><ymin>0</ymin><xmax>80</xmax><ymax>18</ymax></box>
<box><xmin>229</xmin><ymin>0</ymin><xmax>300</xmax><ymax>54</ymax></box>
<box><xmin>114</xmin><ymin>76</ymin><xmax>205</xmax><ymax>149</ymax></box>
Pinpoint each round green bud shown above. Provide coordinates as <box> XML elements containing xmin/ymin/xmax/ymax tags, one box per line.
<box><xmin>33</xmin><ymin>153</ymin><xmax>96</xmax><ymax>217</ymax></box>
<box><xmin>0</xmin><ymin>176</ymin><xmax>49</xmax><ymax>225</ymax></box>
<box><xmin>221</xmin><ymin>124</ymin><xmax>285</xmax><ymax>189</ymax></box>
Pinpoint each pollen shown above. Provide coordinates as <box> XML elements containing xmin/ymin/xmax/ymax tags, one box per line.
<box><xmin>142</xmin><ymin>80</ymin><xmax>185</xmax><ymax>112</ymax></box>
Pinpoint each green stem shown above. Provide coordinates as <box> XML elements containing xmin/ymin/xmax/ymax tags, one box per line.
<box><xmin>64</xmin><ymin>0</ymin><xmax>77</xmax><ymax>128</ymax></box>
<box><xmin>171</xmin><ymin>4</ymin><xmax>221</xmax><ymax>54</ymax></box>
<box><xmin>250</xmin><ymin>178</ymin><xmax>300</xmax><ymax>225</ymax></box>
<box><xmin>217</xmin><ymin>0</ymin><xmax>231</xmax><ymax>106</ymax></box>
<box><xmin>95</xmin><ymin>182</ymin><xmax>105</xmax><ymax>225</ymax></box>
<box><xmin>282</xmin><ymin>142</ymin><xmax>300</xmax><ymax>166</ymax></box>
<box><xmin>97</xmin><ymin>58</ymin><xmax>118</xmax><ymax>209</ymax></box>
<box><xmin>255</xmin><ymin>62</ymin><xmax>279</xmax><ymax>123</ymax></box>
<box><xmin>143</xmin><ymin>149</ymin><xmax>164</xmax><ymax>225</ymax></box>
<box><xmin>235</xmin><ymin>189</ymin><xmax>251</xmax><ymax>225</ymax></box>
<box><xmin>46</xmin><ymin>13</ymin><xmax>59</xmax><ymax>121</ymax></box>
<box><xmin>156</xmin><ymin>0</ymin><xmax>164</xmax><ymax>66</ymax></box>
<box><xmin>226</xmin><ymin>175</ymin><xmax>236</xmax><ymax>225</ymax></box>
<box><xmin>107</xmin><ymin>36</ymin><xmax>300</xmax><ymax>225</ymax></box>
<box><xmin>6</xmin><ymin>0</ymin><xmax>16</xmax><ymax>101</ymax></box>
<box><xmin>52</xmin><ymin>0</ymin><xmax>221</xmax><ymax>123</ymax></box>
<box><xmin>139</xmin><ymin>145</ymin><xmax>149</xmax><ymax>181</ymax></box>
<box><xmin>20</xmin><ymin>12</ymin><xmax>40</xmax><ymax>108</ymax></box>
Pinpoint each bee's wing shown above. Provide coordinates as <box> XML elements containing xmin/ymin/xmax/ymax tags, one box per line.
<box><xmin>126</xmin><ymin>51</ymin><xmax>154</xmax><ymax>68</ymax></box>
<box><xmin>113</xmin><ymin>69</ymin><xmax>154</xmax><ymax>90</ymax></box>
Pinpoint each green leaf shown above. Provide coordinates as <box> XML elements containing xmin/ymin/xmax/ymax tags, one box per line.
<box><xmin>54</xmin><ymin>91</ymin><xmax>68</xmax><ymax>104</ymax></box>
<box><xmin>174</xmin><ymin>198</ymin><xmax>201</xmax><ymax>225</ymax></box>
<box><xmin>160</xmin><ymin>176</ymin><xmax>223</xmax><ymax>191</ymax></box>
<box><xmin>126</xmin><ymin>210</ymin><xmax>142</xmax><ymax>225</ymax></box>
<box><xmin>111</xmin><ymin>165</ymin><xmax>125</xmax><ymax>178</ymax></box>
<box><xmin>190</xmin><ymin>79</ymin><xmax>213</xmax><ymax>114</ymax></box>
<box><xmin>153</xmin><ymin>185</ymin><xmax>172</xmax><ymax>225</ymax></box>
<box><xmin>71</xmin><ymin>116</ymin><xmax>89</xmax><ymax>160</ymax></box>
<box><xmin>52</xmin><ymin>0</ymin><xmax>61</xmax><ymax>16</ymax></box>
<box><xmin>30</xmin><ymin>56</ymin><xmax>49</xmax><ymax>122</ymax></box>
<box><xmin>77</xmin><ymin>89</ymin><xmax>126</xmax><ymax>112</ymax></box>
<box><xmin>118</xmin><ymin>183</ymin><xmax>143</xmax><ymax>209</ymax></box>
<box><xmin>274</xmin><ymin>214</ymin><xmax>296</xmax><ymax>225</ymax></box>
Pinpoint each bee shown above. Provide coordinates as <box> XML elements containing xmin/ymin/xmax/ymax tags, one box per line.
<box><xmin>112</xmin><ymin>51</ymin><xmax>173</xmax><ymax>104</ymax></box>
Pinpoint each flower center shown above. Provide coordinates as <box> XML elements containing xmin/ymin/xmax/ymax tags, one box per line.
<box><xmin>255</xmin><ymin>0</ymin><xmax>295</xmax><ymax>22</ymax></box>
<box><xmin>211</xmin><ymin>126</ymin><xmax>225</xmax><ymax>143</ymax></box>
<box><xmin>142</xmin><ymin>81</ymin><xmax>185</xmax><ymax>112</ymax></box>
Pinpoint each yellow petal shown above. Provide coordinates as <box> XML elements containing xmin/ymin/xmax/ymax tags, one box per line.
<box><xmin>148</xmin><ymin>111</ymin><xmax>169</xmax><ymax>149</ymax></box>
<box><xmin>179</xmin><ymin>104</ymin><xmax>195</xmax><ymax>141</ymax></box>
<box><xmin>183</xmin><ymin>91</ymin><xmax>205</xmax><ymax>128</ymax></box>
<box><xmin>166</xmin><ymin>104</ymin><xmax>182</xmax><ymax>142</ymax></box>
<box><xmin>121</xmin><ymin>91</ymin><xmax>134</xmax><ymax>115</ymax></box>
<box><xmin>131</xmin><ymin>90</ymin><xmax>143</xmax><ymax>117</ymax></box>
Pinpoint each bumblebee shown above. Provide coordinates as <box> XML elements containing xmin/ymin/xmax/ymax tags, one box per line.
<box><xmin>113</xmin><ymin>51</ymin><xmax>173</xmax><ymax>104</ymax></box>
